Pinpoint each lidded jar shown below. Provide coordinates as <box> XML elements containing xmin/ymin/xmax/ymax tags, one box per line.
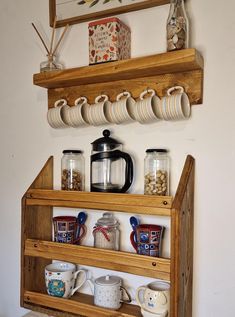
<box><xmin>93</xmin><ymin>212</ymin><xmax>120</xmax><ymax>250</ymax></box>
<box><xmin>61</xmin><ymin>150</ymin><xmax>85</xmax><ymax>191</ymax></box>
<box><xmin>167</xmin><ymin>0</ymin><xmax>189</xmax><ymax>51</ymax></box>
<box><xmin>144</xmin><ymin>149</ymin><xmax>170</xmax><ymax>196</ymax></box>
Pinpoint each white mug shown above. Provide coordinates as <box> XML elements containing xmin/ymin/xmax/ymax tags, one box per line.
<box><xmin>47</xmin><ymin>99</ymin><xmax>69</xmax><ymax>129</ymax></box>
<box><xmin>86</xmin><ymin>95</ymin><xmax>111</xmax><ymax>126</ymax></box>
<box><xmin>136</xmin><ymin>281</ymin><xmax>170</xmax><ymax>316</ymax></box>
<box><xmin>134</xmin><ymin>89</ymin><xmax>161</xmax><ymax>124</ymax></box>
<box><xmin>159</xmin><ymin>86</ymin><xmax>191</xmax><ymax>120</ymax></box>
<box><xmin>108</xmin><ymin>91</ymin><xmax>135</xmax><ymax>124</ymax></box>
<box><xmin>45</xmin><ymin>261</ymin><xmax>87</xmax><ymax>298</ymax></box>
<box><xmin>67</xmin><ymin>97</ymin><xmax>89</xmax><ymax>128</ymax></box>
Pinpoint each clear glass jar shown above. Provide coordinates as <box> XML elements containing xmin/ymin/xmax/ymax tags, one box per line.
<box><xmin>40</xmin><ymin>54</ymin><xmax>63</xmax><ymax>72</ymax></box>
<box><xmin>166</xmin><ymin>0</ymin><xmax>189</xmax><ymax>51</ymax></box>
<box><xmin>61</xmin><ymin>150</ymin><xmax>85</xmax><ymax>191</ymax></box>
<box><xmin>93</xmin><ymin>212</ymin><xmax>120</xmax><ymax>250</ymax></box>
<box><xmin>144</xmin><ymin>149</ymin><xmax>170</xmax><ymax>196</ymax></box>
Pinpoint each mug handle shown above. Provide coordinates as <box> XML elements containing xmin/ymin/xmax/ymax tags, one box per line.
<box><xmin>167</xmin><ymin>86</ymin><xmax>184</xmax><ymax>96</ymax></box>
<box><xmin>74</xmin><ymin>224</ymin><xmax>87</xmax><ymax>245</ymax></box>
<box><xmin>130</xmin><ymin>230</ymin><xmax>137</xmax><ymax>251</ymax></box>
<box><xmin>54</xmin><ymin>99</ymin><xmax>67</xmax><ymax>108</ymax></box>
<box><xmin>95</xmin><ymin>94</ymin><xmax>108</xmax><ymax>103</ymax></box>
<box><xmin>74</xmin><ymin>97</ymin><xmax>88</xmax><ymax>106</ymax></box>
<box><xmin>120</xmin><ymin>286</ymin><xmax>132</xmax><ymax>303</ymax></box>
<box><xmin>136</xmin><ymin>286</ymin><xmax>146</xmax><ymax>307</ymax></box>
<box><xmin>71</xmin><ymin>269</ymin><xmax>87</xmax><ymax>295</ymax></box>
<box><xmin>140</xmin><ymin>89</ymin><xmax>155</xmax><ymax>100</ymax></box>
<box><xmin>116</xmin><ymin>91</ymin><xmax>131</xmax><ymax>101</ymax></box>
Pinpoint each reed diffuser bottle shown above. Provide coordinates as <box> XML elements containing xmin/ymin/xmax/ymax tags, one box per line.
<box><xmin>166</xmin><ymin>0</ymin><xmax>189</xmax><ymax>51</ymax></box>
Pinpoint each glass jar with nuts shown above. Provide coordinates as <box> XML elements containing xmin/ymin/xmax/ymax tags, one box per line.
<box><xmin>61</xmin><ymin>150</ymin><xmax>85</xmax><ymax>191</ymax></box>
<box><xmin>144</xmin><ymin>149</ymin><xmax>170</xmax><ymax>196</ymax></box>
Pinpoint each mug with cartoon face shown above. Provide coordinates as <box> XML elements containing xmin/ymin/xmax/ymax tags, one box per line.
<box><xmin>136</xmin><ymin>281</ymin><xmax>170</xmax><ymax>316</ymax></box>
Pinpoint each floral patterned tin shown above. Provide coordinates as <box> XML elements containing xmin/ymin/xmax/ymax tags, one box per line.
<box><xmin>89</xmin><ymin>17</ymin><xmax>131</xmax><ymax>64</ymax></box>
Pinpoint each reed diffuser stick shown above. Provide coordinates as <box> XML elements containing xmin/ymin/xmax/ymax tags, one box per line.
<box><xmin>49</xmin><ymin>16</ymin><xmax>57</xmax><ymax>56</ymax></box>
<box><xmin>31</xmin><ymin>23</ymin><xmax>50</xmax><ymax>55</ymax></box>
<box><xmin>52</xmin><ymin>24</ymin><xmax>69</xmax><ymax>56</ymax></box>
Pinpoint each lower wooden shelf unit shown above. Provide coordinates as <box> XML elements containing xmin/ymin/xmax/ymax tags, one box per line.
<box><xmin>21</xmin><ymin>155</ymin><xmax>195</xmax><ymax>317</ymax></box>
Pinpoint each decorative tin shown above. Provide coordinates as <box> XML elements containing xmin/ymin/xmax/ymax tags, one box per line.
<box><xmin>89</xmin><ymin>17</ymin><xmax>131</xmax><ymax>64</ymax></box>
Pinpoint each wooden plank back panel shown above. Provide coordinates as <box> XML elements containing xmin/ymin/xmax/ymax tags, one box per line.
<box><xmin>21</xmin><ymin>157</ymin><xmax>54</xmax><ymax>306</ymax></box>
<box><xmin>47</xmin><ymin>69</ymin><xmax>203</xmax><ymax>108</ymax></box>
<box><xmin>170</xmin><ymin>155</ymin><xmax>195</xmax><ymax>317</ymax></box>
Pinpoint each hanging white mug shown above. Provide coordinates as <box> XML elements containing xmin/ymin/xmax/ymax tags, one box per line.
<box><xmin>47</xmin><ymin>99</ymin><xmax>69</xmax><ymax>129</ymax></box>
<box><xmin>108</xmin><ymin>91</ymin><xmax>136</xmax><ymax>124</ymax></box>
<box><xmin>67</xmin><ymin>97</ymin><xmax>89</xmax><ymax>127</ymax></box>
<box><xmin>86</xmin><ymin>95</ymin><xmax>111</xmax><ymax>126</ymax></box>
<box><xmin>134</xmin><ymin>89</ymin><xmax>161</xmax><ymax>124</ymax></box>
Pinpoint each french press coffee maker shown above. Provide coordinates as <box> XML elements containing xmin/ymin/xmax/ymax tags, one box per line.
<box><xmin>90</xmin><ymin>130</ymin><xmax>134</xmax><ymax>193</ymax></box>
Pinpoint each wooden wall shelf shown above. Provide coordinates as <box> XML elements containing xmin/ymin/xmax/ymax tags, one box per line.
<box><xmin>21</xmin><ymin>155</ymin><xmax>195</xmax><ymax>317</ymax></box>
<box><xmin>33</xmin><ymin>49</ymin><xmax>203</xmax><ymax>108</ymax></box>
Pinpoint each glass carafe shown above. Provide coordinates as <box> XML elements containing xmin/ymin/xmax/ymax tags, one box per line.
<box><xmin>90</xmin><ymin>130</ymin><xmax>133</xmax><ymax>193</ymax></box>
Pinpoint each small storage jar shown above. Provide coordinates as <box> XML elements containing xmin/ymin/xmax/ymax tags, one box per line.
<box><xmin>144</xmin><ymin>149</ymin><xmax>170</xmax><ymax>196</ymax></box>
<box><xmin>61</xmin><ymin>150</ymin><xmax>85</xmax><ymax>191</ymax></box>
<box><xmin>93</xmin><ymin>212</ymin><xmax>120</xmax><ymax>250</ymax></box>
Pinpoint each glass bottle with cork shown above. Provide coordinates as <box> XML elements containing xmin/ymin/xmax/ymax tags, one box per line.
<box><xmin>166</xmin><ymin>0</ymin><xmax>189</xmax><ymax>51</ymax></box>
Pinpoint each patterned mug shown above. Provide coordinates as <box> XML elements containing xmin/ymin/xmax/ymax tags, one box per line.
<box><xmin>130</xmin><ymin>224</ymin><xmax>165</xmax><ymax>257</ymax></box>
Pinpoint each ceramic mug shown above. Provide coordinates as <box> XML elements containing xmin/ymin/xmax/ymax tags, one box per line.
<box><xmin>136</xmin><ymin>281</ymin><xmax>170</xmax><ymax>316</ymax></box>
<box><xmin>67</xmin><ymin>97</ymin><xmax>89</xmax><ymax>127</ymax></box>
<box><xmin>158</xmin><ymin>86</ymin><xmax>191</xmax><ymax>120</ymax></box>
<box><xmin>45</xmin><ymin>262</ymin><xmax>87</xmax><ymax>298</ymax></box>
<box><xmin>108</xmin><ymin>91</ymin><xmax>136</xmax><ymax>124</ymax></box>
<box><xmin>47</xmin><ymin>99</ymin><xmax>69</xmax><ymax>129</ymax></box>
<box><xmin>130</xmin><ymin>224</ymin><xmax>165</xmax><ymax>257</ymax></box>
<box><xmin>134</xmin><ymin>89</ymin><xmax>161</xmax><ymax>124</ymax></box>
<box><xmin>86</xmin><ymin>95</ymin><xmax>111</xmax><ymax>126</ymax></box>
<box><xmin>53</xmin><ymin>216</ymin><xmax>86</xmax><ymax>245</ymax></box>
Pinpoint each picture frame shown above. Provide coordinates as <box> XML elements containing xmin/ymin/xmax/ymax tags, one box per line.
<box><xmin>49</xmin><ymin>0</ymin><xmax>170</xmax><ymax>27</ymax></box>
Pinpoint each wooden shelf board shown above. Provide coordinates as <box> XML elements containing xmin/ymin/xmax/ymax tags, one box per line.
<box><xmin>24</xmin><ymin>291</ymin><xmax>142</xmax><ymax>317</ymax></box>
<box><xmin>33</xmin><ymin>49</ymin><xmax>203</xmax><ymax>89</ymax></box>
<box><xmin>25</xmin><ymin>189</ymin><xmax>172</xmax><ymax>216</ymax></box>
<box><xmin>25</xmin><ymin>239</ymin><xmax>170</xmax><ymax>280</ymax></box>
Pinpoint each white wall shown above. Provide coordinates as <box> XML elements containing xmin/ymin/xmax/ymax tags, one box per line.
<box><xmin>0</xmin><ymin>0</ymin><xmax>235</xmax><ymax>316</ymax></box>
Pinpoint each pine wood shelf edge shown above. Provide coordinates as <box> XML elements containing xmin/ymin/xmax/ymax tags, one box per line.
<box><xmin>25</xmin><ymin>189</ymin><xmax>172</xmax><ymax>215</ymax></box>
<box><xmin>33</xmin><ymin>49</ymin><xmax>203</xmax><ymax>107</ymax></box>
<box><xmin>25</xmin><ymin>239</ymin><xmax>170</xmax><ymax>280</ymax></box>
<box><xmin>24</xmin><ymin>291</ymin><xmax>142</xmax><ymax>317</ymax></box>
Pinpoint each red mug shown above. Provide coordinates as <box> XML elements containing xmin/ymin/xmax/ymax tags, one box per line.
<box><xmin>130</xmin><ymin>224</ymin><xmax>164</xmax><ymax>257</ymax></box>
<box><xmin>53</xmin><ymin>216</ymin><xmax>86</xmax><ymax>244</ymax></box>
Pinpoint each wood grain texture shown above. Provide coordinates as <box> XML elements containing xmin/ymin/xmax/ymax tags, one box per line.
<box><xmin>26</xmin><ymin>189</ymin><xmax>172</xmax><ymax>215</ymax></box>
<box><xmin>47</xmin><ymin>69</ymin><xmax>202</xmax><ymax>108</ymax></box>
<box><xmin>25</xmin><ymin>239</ymin><xmax>170</xmax><ymax>280</ymax></box>
<box><xmin>21</xmin><ymin>156</ymin><xmax>195</xmax><ymax>317</ymax></box>
<box><xmin>170</xmin><ymin>155</ymin><xmax>195</xmax><ymax>317</ymax></box>
<box><xmin>49</xmin><ymin>0</ymin><xmax>170</xmax><ymax>28</ymax></box>
<box><xmin>34</xmin><ymin>49</ymin><xmax>203</xmax><ymax>88</ymax></box>
<box><xmin>24</xmin><ymin>291</ymin><xmax>142</xmax><ymax>317</ymax></box>
<box><xmin>21</xmin><ymin>158</ymin><xmax>53</xmax><ymax>306</ymax></box>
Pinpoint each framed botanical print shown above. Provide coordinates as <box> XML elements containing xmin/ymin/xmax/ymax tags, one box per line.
<box><xmin>49</xmin><ymin>0</ymin><xmax>169</xmax><ymax>27</ymax></box>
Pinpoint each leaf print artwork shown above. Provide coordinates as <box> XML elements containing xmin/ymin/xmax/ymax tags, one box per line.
<box><xmin>78</xmin><ymin>0</ymin><xmax>125</xmax><ymax>8</ymax></box>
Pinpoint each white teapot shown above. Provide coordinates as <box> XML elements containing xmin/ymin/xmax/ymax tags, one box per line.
<box><xmin>89</xmin><ymin>275</ymin><xmax>131</xmax><ymax>310</ymax></box>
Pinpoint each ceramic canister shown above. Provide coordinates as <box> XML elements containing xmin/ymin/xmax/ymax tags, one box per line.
<box><xmin>94</xmin><ymin>275</ymin><xmax>131</xmax><ymax>310</ymax></box>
